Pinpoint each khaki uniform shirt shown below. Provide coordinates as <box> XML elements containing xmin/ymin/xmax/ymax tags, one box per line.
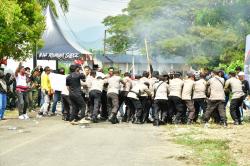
<box><xmin>153</xmin><ymin>81</ymin><xmax>169</xmax><ymax>100</ymax></box>
<box><xmin>169</xmin><ymin>78</ymin><xmax>184</xmax><ymax>98</ymax></box>
<box><xmin>107</xmin><ymin>75</ymin><xmax>122</xmax><ymax>94</ymax></box>
<box><xmin>140</xmin><ymin>77</ymin><xmax>150</xmax><ymax>97</ymax></box>
<box><xmin>89</xmin><ymin>78</ymin><xmax>105</xmax><ymax>92</ymax></box>
<box><xmin>225</xmin><ymin>77</ymin><xmax>245</xmax><ymax>99</ymax></box>
<box><xmin>193</xmin><ymin>79</ymin><xmax>207</xmax><ymax>99</ymax></box>
<box><xmin>208</xmin><ymin>76</ymin><xmax>225</xmax><ymax>101</ymax></box>
<box><xmin>127</xmin><ymin>82</ymin><xmax>150</xmax><ymax>100</ymax></box>
<box><xmin>182</xmin><ymin>79</ymin><xmax>194</xmax><ymax>100</ymax></box>
<box><xmin>122</xmin><ymin>76</ymin><xmax>132</xmax><ymax>92</ymax></box>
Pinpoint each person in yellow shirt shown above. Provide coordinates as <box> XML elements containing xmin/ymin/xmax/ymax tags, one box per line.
<box><xmin>37</xmin><ymin>67</ymin><xmax>52</xmax><ymax>117</ymax></box>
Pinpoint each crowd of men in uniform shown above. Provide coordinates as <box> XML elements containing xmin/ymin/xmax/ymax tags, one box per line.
<box><xmin>1</xmin><ymin>64</ymin><xmax>249</xmax><ymax>127</ymax></box>
<box><xmin>37</xmin><ymin>64</ymin><xmax>250</xmax><ymax>127</ymax></box>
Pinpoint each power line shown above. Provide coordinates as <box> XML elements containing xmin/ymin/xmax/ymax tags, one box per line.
<box><xmin>100</xmin><ymin>0</ymin><xmax>129</xmax><ymax>4</ymax></box>
<box><xmin>54</xmin><ymin>0</ymin><xmax>130</xmax><ymax>47</ymax></box>
<box><xmin>57</xmin><ymin>7</ymin><xmax>85</xmax><ymax>47</ymax></box>
<box><xmin>70</xmin><ymin>3</ymin><xmax>126</xmax><ymax>15</ymax></box>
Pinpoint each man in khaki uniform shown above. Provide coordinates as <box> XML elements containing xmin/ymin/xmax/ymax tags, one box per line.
<box><xmin>225</xmin><ymin>71</ymin><xmax>245</xmax><ymax>125</ymax></box>
<box><xmin>193</xmin><ymin>73</ymin><xmax>207</xmax><ymax>122</ymax></box>
<box><xmin>139</xmin><ymin>71</ymin><xmax>151</xmax><ymax>123</ymax></box>
<box><xmin>88</xmin><ymin>71</ymin><xmax>106</xmax><ymax>123</ymax></box>
<box><xmin>107</xmin><ymin>70</ymin><xmax>125</xmax><ymax>124</ymax></box>
<box><xmin>127</xmin><ymin>81</ymin><xmax>151</xmax><ymax>124</ymax></box>
<box><xmin>182</xmin><ymin>72</ymin><xmax>195</xmax><ymax>124</ymax></box>
<box><xmin>152</xmin><ymin>76</ymin><xmax>169</xmax><ymax>126</ymax></box>
<box><xmin>204</xmin><ymin>70</ymin><xmax>227</xmax><ymax>127</ymax></box>
<box><xmin>168</xmin><ymin>72</ymin><xmax>184</xmax><ymax>124</ymax></box>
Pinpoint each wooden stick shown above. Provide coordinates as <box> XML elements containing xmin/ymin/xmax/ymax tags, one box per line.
<box><xmin>144</xmin><ymin>38</ymin><xmax>152</xmax><ymax>77</ymax></box>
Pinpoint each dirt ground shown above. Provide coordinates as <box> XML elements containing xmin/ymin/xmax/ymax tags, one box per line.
<box><xmin>162</xmin><ymin>120</ymin><xmax>250</xmax><ymax>166</ymax></box>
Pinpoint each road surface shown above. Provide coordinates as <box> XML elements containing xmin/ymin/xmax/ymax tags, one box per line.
<box><xmin>0</xmin><ymin>116</ymin><xmax>187</xmax><ymax>166</ymax></box>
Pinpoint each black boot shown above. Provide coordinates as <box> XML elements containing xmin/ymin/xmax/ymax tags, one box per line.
<box><xmin>91</xmin><ymin>117</ymin><xmax>98</xmax><ymax>123</ymax></box>
<box><xmin>109</xmin><ymin>114</ymin><xmax>117</xmax><ymax>124</ymax></box>
<box><xmin>134</xmin><ymin>117</ymin><xmax>141</xmax><ymax>124</ymax></box>
<box><xmin>234</xmin><ymin>120</ymin><xmax>239</xmax><ymax>125</ymax></box>
<box><xmin>121</xmin><ymin>116</ymin><xmax>127</xmax><ymax>122</ymax></box>
<box><xmin>153</xmin><ymin>120</ymin><xmax>159</xmax><ymax>126</ymax></box>
<box><xmin>187</xmin><ymin>119</ymin><xmax>192</xmax><ymax>125</ymax></box>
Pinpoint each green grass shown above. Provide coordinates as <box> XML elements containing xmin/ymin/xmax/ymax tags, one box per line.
<box><xmin>4</xmin><ymin>110</ymin><xmax>18</xmax><ymax>117</ymax></box>
<box><xmin>173</xmin><ymin>131</ymin><xmax>237</xmax><ymax>166</ymax></box>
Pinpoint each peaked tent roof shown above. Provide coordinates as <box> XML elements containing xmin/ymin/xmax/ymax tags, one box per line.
<box><xmin>37</xmin><ymin>7</ymin><xmax>92</xmax><ymax>60</ymax></box>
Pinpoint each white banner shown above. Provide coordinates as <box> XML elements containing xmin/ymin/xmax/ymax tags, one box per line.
<box><xmin>49</xmin><ymin>73</ymin><xmax>67</xmax><ymax>92</ymax></box>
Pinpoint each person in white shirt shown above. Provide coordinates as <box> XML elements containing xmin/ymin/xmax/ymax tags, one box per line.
<box><xmin>127</xmin><ymin>81</ymin><xmax>151</xmax><ymax>124</ymax></box>
<box><xmin>107</xmin><ymin>70</ymin><xmax>125</xmax><ymax>124</ymax></box>
<box><xmin>152</xmin><ymin>75</ymin><xmax>169</xmax><ymax>126</ymax></box>
<box><xmin>89</xmin><ymin>71</ymin><xmax>106</xmax><ymax>123</ymax></box>
<box><xmin>15</xmin><ymin>64</ymin><xmax>30</xmax><ymax>120</ymax></box>
<box><xmin>139</xmin><ymin>71</ymin><xmax>152</xmax><ymax>123</ymax></box>
<box><xmin>81</xmin><ymin>66</ymin><xmax>93</xmax><ymax>120</ymax></box>
<box><xmin>119</xmin><ymin>72</ymin><xmax>132</xmax><ymax>122</ymax></box>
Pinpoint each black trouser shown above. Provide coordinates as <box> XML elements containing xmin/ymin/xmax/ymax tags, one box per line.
<box><xmin>118</xmin><ymin>91</ymin><xmax>130</xmax><ymax>120</ymax></box>
<box><xmin>139</xmin><ymin>96</ymin><xmax>152</xmax><ymax>123</ymax></box>
<box><xmin>69</xmin><ymin>93</ymin><xmax>85</xmax><ymax>121</ymax></box>
<box><xmin>107</xmin><ymin>93</ymin><xmax>119</xmax><ymax>116</ymax></box>
<box><xmin>204</xmin><ymin>100</ymin><xmax>227</xmax><ymax>123</ymax></box>
<box><xmin>38</xmin><ymin>89</ymin><xmax>41</xmax><ymax>107</ymax></box>
<box><xmin>153</xmin><ymin>99</ymin><xmax>168</xmax><ymax>122</ymax></box>
<box><xmin>168</xmin><ymin>96</ymin><xmax>185</xmax><ymax>123</ymax></box>
<box><xmin>129</xmin><ymin>98</ymin><xmax>143</xmax><ymax>119</ymax></box>
<box><xmin>126</xmin><ymin>97</ymin><xmax>136</xmax><ymax>121</ymax></box>
<box><xmin>82</xmin><ymin>92</ymin><xmax>91</xmax><ymax>117</ymax></box>
<box><xmin>193</xmin><ymin>98</ymin><xmax>206</xmax><ymax>122</ymax></box>
<box><xmin>101</xmin><ymin>90</ymin><xmax>108</xmax><ymax>119</ymax></box>
<box><xmin>230</xmin><ymin>96</ymin><xmax>244</xmax><ymax>123</ymax></box>
<box><xmin>62</xmin><ymin>94</ymin><xmax>71</xmax><ymax>119</ymax></box>
<box><xmin>89</xmin><ymin>90</ymin><xmax>102</xmax><ymax>119</ymax></box>
<box><xmin>79</xmin><ymin>92</ymin><xmax>87</xmax><ymax>119</ymax></box>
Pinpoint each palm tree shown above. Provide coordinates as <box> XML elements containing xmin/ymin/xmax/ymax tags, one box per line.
<box><xmin>38</xmin><ymin>0</ymin><xmax>69</xmax><ymax>16</ymax></box>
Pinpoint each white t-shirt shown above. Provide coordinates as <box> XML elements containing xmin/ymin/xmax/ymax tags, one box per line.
<box><xmin>16</xmin><ymin>73</ymin><xmax>27</xmax><ymax>87</ymax></box>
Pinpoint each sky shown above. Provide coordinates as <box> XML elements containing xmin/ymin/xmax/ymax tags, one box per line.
<box><xmin>55</xmin><ymin>0</ymin><xmax>129</xmax><ymax>48</ymax></box>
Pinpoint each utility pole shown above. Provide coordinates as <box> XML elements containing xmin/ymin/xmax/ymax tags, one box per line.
<box><xmin>132</xmin><ymin>48</ymin><xmax>135</xmax><ymax>78</ymax></box>
<box><xmin>103</xmin><ymin>30</ymin><xmax>107</xmax><ymax>56</ymax></box>
<box><xmin>33</xmin><ymin>41</ymin><xmax>37</xmax><ymax>69</ymax></box>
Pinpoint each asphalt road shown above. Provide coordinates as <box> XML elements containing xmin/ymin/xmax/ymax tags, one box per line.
<box><xmin>0</xmin><ymin>116</ymin><xmax>187</xmax><ymax>166</ymax></box>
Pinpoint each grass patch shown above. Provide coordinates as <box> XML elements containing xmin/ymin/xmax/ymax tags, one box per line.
<box><xmin>243</xmin><ymin>116</ymin><xmax>250</xmax><ymax>123</ymax></box>
<box><xmin>174</xmin><ymin>133</ymin><xmax>237</xmax><ymax>166</ymax></box>
<box><xmin>4</xmin><ymin>110</ymin><xmax>18</xmax><ymax>117</ymax></box>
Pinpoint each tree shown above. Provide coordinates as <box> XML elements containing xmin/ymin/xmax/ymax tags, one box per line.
<box><xmin>38</xmin><ymin>0</ymin><xmax>69</xmax><ymax>17</ymax></box>
<box><xmin>0</xmin><ymin>0</ymin><xmax>69</xmax><ymax>60</ymax></box>
<box><xmin>103</xmin><ymin>0</ymin><xmax>250</xmax><ymax>69</ymax></box>
<box><xmin>0</xmin><ymin>0</ymin><xmax>45</xmax><ymax>60</ymax></box>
